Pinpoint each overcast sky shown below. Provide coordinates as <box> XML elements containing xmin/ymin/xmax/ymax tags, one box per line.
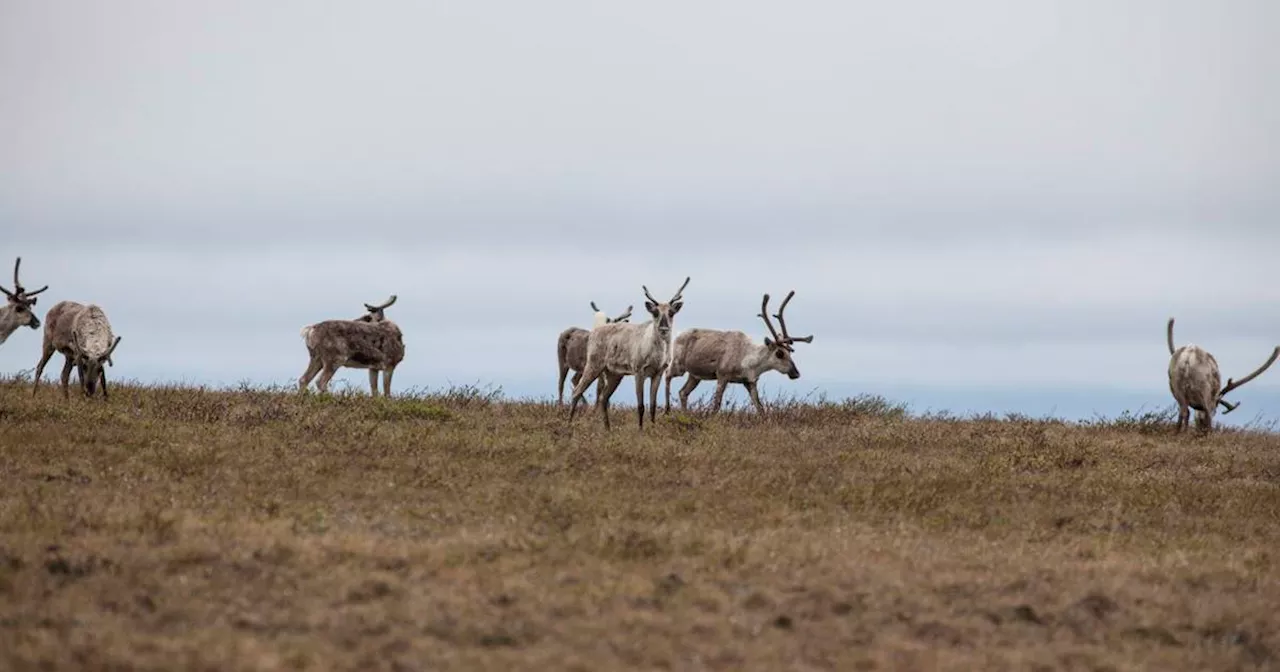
<box><xmin>2</xmin><ymin>1</ymin><xmax>1277</xmax><ymax>422</ymax></box>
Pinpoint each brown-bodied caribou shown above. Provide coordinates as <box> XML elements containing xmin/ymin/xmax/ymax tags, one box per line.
<box><xmin>299</xmin><ymin>296</ymin><xmax>405</xmax><ymax>396</ymax></box>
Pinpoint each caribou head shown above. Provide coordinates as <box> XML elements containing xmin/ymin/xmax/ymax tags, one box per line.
<box><xmin>758</xmin><ymin>290</ymin><xmax>814</xmax><ymax>380</ymax></box>
<box><xmin>77</xmin><ymin>332</ymin><xmax>123</xmax><ymax>397</ymax></box>
<box><xmin>355</xmin><ymin>295</ymin><xmax>398</xmax><ymax>323</ymax></box>
<box><xmin>0</xmin><ymin>257</ymin><xmax>50</xmax><ymax>337</ymax></box>
<box><xmin>642</xmin><ymin>276</ymin><xmax>690</xmax><ymax>339</ymax></box>
<box><xmin>591</xmin><ymin>301</ymin><xmax>633</xmax><ymax>324</ymax></box>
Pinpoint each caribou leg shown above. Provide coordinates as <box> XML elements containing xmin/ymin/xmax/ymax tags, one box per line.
<box><xmin>678</xmin><ymin>376</ymin><xmax>702</xmax><ymax>411</ymax></box>
<box><xmin>32</xmin><ymin>343</ymin><xmax>55</xmax><ymax>397</ymax></box>
<box><xmin>745</xmin><ymin>381</ymin><xmax>764</xmax><ymax>413</ymax></box>
<box><xmin>711</xmin><ymin>378</ymin><xmax>729</xmax><ymax>413</ymax></box>
<box><xmin>316</xmin><ymin>365</ymin><xmax>338</xmax><ymax>394</ymax></box>
<box><xmin>59</xmin><ymin>357</ymin><xmax>74</xmax><ymax>400</ymax></box>
<box><xmin>298</xmin><ymin>357</ymin><xmax>323</xmax><ymax>393</ymax></box>
<box><xmin>597</xmin><ymin>370</ymin><xmax>624</xmax><ymax>431</ymax></box>
<box><xmin>557</xmin><ymin>365</ymin><xmax>572</xmax><ymax>406</ymax></box>
<box><xmin>568</xmin><ymin>365</ymin><xmax>603</xmax><ymax>422</ymax></box>
<box><xmin>1175</xmin><ymin>403</ymin><xmax>1189</xmax><ymax>433</ymax></box>
<box><xmin>634</xmin><ymin>374</ymin><xmax>646</xmax><ymax>429</ymax></box>
<box><xmin>648</xmin><ymin>375</ymin><xmax>661</xmax><ymax>423</ymax></box>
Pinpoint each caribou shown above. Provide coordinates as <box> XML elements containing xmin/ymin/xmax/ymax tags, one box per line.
<box><xmin>1166</xmin><ymin>317</ymin><xmax>1279</xmax><ymax>433</ymax></box>
<box><xmin>568</xmin><ymin>277</ymin><xmax>689</xmax><ymax>430</ymax></box>
<box><xmin>33</xmin><ymin>301</ymin><xmax>123</xmax><ymax>399</ymax></box>
<box><xmin>556</xmin><ymin>301</ymin><xmax>632</xmax><ymax>406</ymax></box>
<box><xmin>299</xmin><ymin>295</ymin><xmax>404</xmax><ymax>396</ymax></box>
<box><xmin>0</xmin><ymin>257</ymin><xmax>49</xmax><ymax>345</ymax></box>
<box><xmin>665</xmin><ymin>290</ymin><xmax>814</xmax><ymax>414</ymax></box>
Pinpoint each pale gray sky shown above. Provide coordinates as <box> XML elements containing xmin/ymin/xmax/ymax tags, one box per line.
<box><xmin>2</xmin><ymin>1</ymin><xmax>1277</xmax><ymax>420</ymax></box>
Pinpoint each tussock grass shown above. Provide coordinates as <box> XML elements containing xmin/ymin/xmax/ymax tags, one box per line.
<box><xmin>1</xmin><ymin>377</ymin><xmax>1278</xmax><ymax>670</ymax></box>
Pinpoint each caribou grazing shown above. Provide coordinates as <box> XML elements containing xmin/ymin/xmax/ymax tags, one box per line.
<box><xmin>1166</xmin><ymin>317</ymin><xmax>1279</xmax><ymax>433</ymax></box>
<box><xmin>0</xmin><ymin>257</ymin><xmax>49</xmax><ymax>345</ymax></box>
<box><xmin>33</xmin><ymin>301</ymin><xmax>123</xmax><ymax>399</ymax></box>
<box><xmin>299</xmin><ymin>296</ymin><xmax>404</xmax><ymax>396</ymax></box>
<box><xmin>568</xmin><ymin>277</ymin><xmax>689</xmax><ymax>430</ymax></box>
<box><xmin>665</xmin><ymin>290</ymin><xmax>814</xmax><ymax>414</ymax></box>
<box><xmin>556</xmin><ymin>301</ymin><xmax>632</xmax><ymax>406</ymax></box>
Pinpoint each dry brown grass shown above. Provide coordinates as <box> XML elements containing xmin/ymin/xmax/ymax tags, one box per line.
<box><xmin>2</xmin><ymin>377</ymin><xmax>1279</xmax><ymax>671</ymax></box>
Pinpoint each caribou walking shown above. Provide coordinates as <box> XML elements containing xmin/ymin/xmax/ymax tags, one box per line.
<box><xmin>665</xmin><ymin>291</ymin><xmax>813</xmax><ymax>414</ymax></box>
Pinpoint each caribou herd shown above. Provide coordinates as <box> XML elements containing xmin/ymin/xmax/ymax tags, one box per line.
<box><xmin>4</xmin><ymin>256</ymin><xmax>1279</xmax><ymax>434</ymax></box>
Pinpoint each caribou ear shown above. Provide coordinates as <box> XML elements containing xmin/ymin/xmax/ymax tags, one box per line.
<box><xmin>670</xmin><ymin>301</ymin><xmax>683</xmax><ymax>315</ymax></box>
<box><xmin>645</xmin><ymin>301</ymin><xmax>658</xmax><ymax>316</ymax></box>
<box><xmin>764</xmin><ymin>337</ymin><xmax>775</xmax><ymax>348</ymax></box>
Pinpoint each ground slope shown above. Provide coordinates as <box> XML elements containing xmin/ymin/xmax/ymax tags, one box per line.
<box><xmin>1</xmin><ymin>380</ymin><xmax>1278</xmax><ymax>670</ymax></box>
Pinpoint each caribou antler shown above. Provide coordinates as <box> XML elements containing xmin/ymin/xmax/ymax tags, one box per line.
<box><xmin>364</xmin><ymin>295</ymin><xmax>398</xmax><ymax>313</ymax></box>
<box><xmin>12</xmin><ymin>257</ymin><xmax>47</xmax><ymax>297</ymax></box>
<box><xmin>103</xmin><ymin>336</ymin><xmax>122</xmax><ymax>365</ymax></box>
<box><xmin>772</xmin><ymin>290</ymin><xmax>814</xmax><ymax>345</ymax></box>
<box><xmin>758</xmin><ymin>294</ymin><xmax>787</xmax><ymax>349</ymax></box>
<box><xmin>644</xmin><ymin>277</ymin><xmax>691</xmax><ymax>306</ymax></box>
<box><xmin>1220</xmin><ymin>346</ymin><xmax>1280</xmax><ymax>398</ymax></box>
<box><xmin>1219</xmin><ymin>398</ymin><xmax>1240</xmax><ymax>414</ymax></box>
<box><xmin>2</xmin><ymin>257</ymin><xmax>47</xmax><ymax>300</ymax></box>
<box><xmin>670</xmin><ymin>276</ymin><xmax>690</xmax><ymax>303</ymax></box>
<box><xmin>590</xmin><ymin>301</ymin><xmax>602</xmax><ymax>313</ymax></box>
<box><xmin>612</xmin><ymin>305</ymin><xmax>633</xmax><ymax>323</ymax></box>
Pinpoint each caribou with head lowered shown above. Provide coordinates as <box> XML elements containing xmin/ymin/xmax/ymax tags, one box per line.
<box><xmin>665</xmin><ymin>290</ymin><xmax>813</xmax><ymax>414</ymax></box>
<box><xmin>33</xmin><ymin>301</ymin><xmax>123</xmax><ymax>399</ymax></box>
<box><xmin>1166</xmin><ymin>317</ymin><xmax>1279</xmax><ymax>433</ymax></box>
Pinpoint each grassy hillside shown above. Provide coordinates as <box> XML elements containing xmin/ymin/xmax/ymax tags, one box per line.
<box><xmin>2</xmin><ymin>378</ymin><xmax>1279</xmax><ymax>670</ymax></box>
